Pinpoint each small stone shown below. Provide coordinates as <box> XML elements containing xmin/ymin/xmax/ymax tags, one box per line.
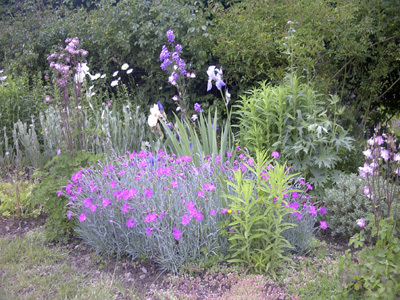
<box><xmin>139</xmin><ymin>274</ymin><xmax>146</xmax><ymax>280</ymax></box>
<box><xmin>124</xmin><ymin>272</ymin><xmax>131</xmax><ymax>279</ymax></box>
<box><xmin>5</xmin><ymin>226</ymin><xmax>9</xmax><ymax>232</ymax></box>
<box><xmin>141</xmin><ymin>267</ymin><xmax>148</xmax><ymax>274</ymax></box>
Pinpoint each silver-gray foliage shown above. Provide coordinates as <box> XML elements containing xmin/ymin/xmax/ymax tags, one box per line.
<box><xmin>323</xmin><ymin>173</ymin><xmax>371</xmax><ymax>238</ymax></box>
<box><xmin>67</xmin><ymin>152</ymin><xmax>232</xmax><ymax>273</ymax></box>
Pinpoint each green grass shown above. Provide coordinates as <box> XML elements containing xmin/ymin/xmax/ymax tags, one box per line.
<box><xmin>0</xmin><ymin>228</ymin><xmax>140</xmax><ymax>300</ymax></box>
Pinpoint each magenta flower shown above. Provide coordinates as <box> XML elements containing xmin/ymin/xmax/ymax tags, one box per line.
<box><xmin>202</xmin><ymin>183</ymin><xmax>216</xmax><ymax>191</ymax></box>
<box><xmin>197</xmin><ymin>190</ymin><xmax>205</xmax><ymax>198</ymax></box>
<box><xmin>309</xmin><ymin>206</ymin><xmax>317</xmax><ymax>216</ymax></box>
<box><xmin>57</xmin><ymin>149</ymin><xmax>61</xmax><ymax>156</ymax></box>
<box><xmin>67</xmin><ymin>210</ymin><xmax>72</xmax><ymax>219</ymax></box>
<box><xmin>182</xmin><ymin>214</ymin><xmax>191</xmax><ymax>225</ymax></box>
<box><xmin>126</xmin><ymin>219</ymin><xmax>135</xmax><ymax>228</ymax></box>
<box><xmin>210</xmin><ymin>209</ymin><xmax>216</xmax><ymax>216</ymax></box>
<box><xmin>144</xmin><ymin>213</ymin><xmax>157</xmax><ymax>223</ymax></box>
<box><xmin>271</xmin><ymin>151</ymin><xmax>279</xmax><ymax>158</ymax></box>
<box><xmin>172</xmin><ymin>227</ymin><xmax>182</xmax><ymax>240</ymax></box>
<box><xmin>84</xmin><ymin>198</ymin><xmax>93</xmax><ymax>208</ymax></box>
<box><xmin>79</xmin><ymin>212</ymin><xmax>87</xmax><ymax>222</ymax></box>
<box><xmin>145</xmin><ymin>189</ymin><xmax>153</xmax><ymax>198</ymax></box>
<box><xmin>319</xmin><ymin>206</ymin><xmax>326</xmax><ymax>215</ymax></box>
<box><xmin>320</xmin><ymin>221</ymin><xmax>327</xmax><ymax>229</ymax></box>
<box><xmin>145</xmin><ymin>227</ymin><xmax>152</xmax><ymax>235</ymax></box>
<box><xmin>103</xmin><ymin>198</ymin><xmax>111</xmax><ymax>207</ymax></box>
<box><xmin>221</xmin><ymin>209</ymin><xmax>228</xmax><ymax>214</ymax></box>
<box><xmin>57</xmin><ymin>190</ymin><xmax>63</xmax><ymax>197</ymax></box>
<box><xmin>288</xmin><ymin>201</ymin><xmax>299</xmax><ymax>210</ymax></box>
<box><xmin>194</xmin><ymin>211</ymin><xmax>203</xmax><ymax>221</ymax></box>
<box><xmin>356</xmin><ymin>218</ymin><xmax>366</xmax><ymax>228</ymax></box>
<box><xmin>292</xmin><ymin>191</ymin><xmax>299</xmax><ymax>199</ymax></box>
<box><xmin>294</xmin><ymin>212</ymin><xmax>303</xmax><ymax>220</ymax></box>
<box><xmin>89</xmin><ymin>204</ymin><xmax>97</xmax><ymax>212</ymax></box>
<box><xmin>171</xmin><ymin>180</ymin><xmax>178</xmax><ymax>188</ymax></box>
<box><xmin>306</xmin><ymin>184</ymin><xmax>313</xmax><ymax>190</ymax></box>
<box><xmin>122</xmin><ymin>203</ymin><xmax>130</xmax><ymax>213</ymax></box>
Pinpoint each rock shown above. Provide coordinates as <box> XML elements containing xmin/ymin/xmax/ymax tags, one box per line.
<box><xmin>5</xmin><ymin>226</ymin><xmax>9</xmax><ymax>232</ymax></box>
<box><xmin>141</xmin><ymin>267</ymin><xmax>148</xmax><ymax>274</ymax></box>
<box><xmin>140</xmin><ymin>274</ymin><xmax>146</xmax><ymax>280</ymax></box>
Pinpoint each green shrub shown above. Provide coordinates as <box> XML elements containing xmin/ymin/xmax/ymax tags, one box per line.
<box><xmin>235</xmin><ymin>74</ymin><xmax>353</xmax><ymax>188</ymax></box>
<box><xmin>323</xmin><ymin>173</ymin><xmax>372</xmax><ymax>238</ymax></box>
<box><xmin>30</xmin><ymin>150</ymin><xmax>103</xmax><ymax>242</ymax></box>
<box><xmin>341</xmin><ymin>215</ymin><xmax>400</xmax><ymax>299</ymax></box>
<box><xmin>0</xmin><ymin>72</ymin><xmax>46</xmax><ymax>139</ymax></box>
<box><xmin>211</xmin><ymin>0</ymin><xmax>400</xmax><ymax>129</ymax></box>
<box><xmin>224</xmin><ymin>150</ymin><xmax>298</xmax><ymax>277</ymax></box>
<box><xmin>0</xmin><ymin>177</ymin><xmax>41</xmax><ymax>218</ymax></box>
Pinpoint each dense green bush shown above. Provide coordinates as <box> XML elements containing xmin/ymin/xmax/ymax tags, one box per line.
<box><xmin>0</xmin><ymin>72</ymin><xmax>46</xmax><ymax>139</ymax></box>
<box><xmin>0</xmin><ymin>178</ymin><xmax>40</xmax><ymax>217</ymax></box>
<box><xmin>0</xmin><ymin>0</ymin><xmax>216</xmax><ymax>114</ymax></box>
<box><xmin>30</xmin><ymin>150</ymin><xmax>103</xmax><ymax>242</ymax></box>
<box><xmin>211</xmin><ymin>0</ymin><xmax>400</xmax><ymax>131</ymax></box>
<box><xmin>323</xmin><ymin>173</ymin><xmax>372</xmax><ymax>238</ymax></box>
<box><xmin>235</xmin><ymin>74</ymin><xmax>354</xmax><ymax>188</ymax></box>
<box><xmin>341</xmin><ymin>215</ymin><xmax>400</xmax><ymax>299</ymax></box>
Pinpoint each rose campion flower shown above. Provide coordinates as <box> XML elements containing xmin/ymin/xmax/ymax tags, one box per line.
<box><xmin>319</xmin><ymin>206</ymin><xmax>326</xmax><ymax>215</ymax></box>
<box><xmin>202</xmin><ymin>183</ymin><xmax>216</xmax><ymax>191</ymax></box>
<box><xmin>145</xmin><ymin>189</ymin><xmax>153</xmax><ymax>198</ymax></box>
<box><xmin>122</xmin><ymin>203</ymin><xmax>130</xmax><ymax>213</ymax></box>
<box><xmin>79</xmin><ymin>212</ymin><xmax>87</xmax><ymax>222</ymax></box>
<box><xmin>182</xmin><ymin>214</ymin><xmax>191</xmax><ymax>225</ymax></box>
<box><xmin>197</xmin><ymin>190</ymin><xmax>205</xmax><ymax>198</ymax></box>
<box><xmin>172</xmin><ymin>227</ymin><xmax>182</xmax><ymax>240</ymax></box>
<box><xmin>271</xmin><ymin>151</ymin><xmax>279</xmax><ymax>158</ymax></box>
<box><xmin>67</xmin><ymin>211</ymin><xmax>72</xmax><ymax>219</ymax></box>
<box><xmin>103</xmin><ymin>198</ymin><xmax>111</xmax><ymax>207</ymax></box>
<box><xmin>144</xmin><ymin>213</ymin><xmax>157</xmax><ymax>223</ymax></box>
<box><xmin>145</xmin><ymin>227</ymin><xmax>152</xmax><ymax>235</ymax></box>
<box><xmin>356</xmin><ymin>218</ymin><xmax>366</xmax><ymax>228</ymax></box>
<box><xmin>320</xmin><ymin>221</ymin><xmax>327</xmax><ymax>229</ymax></box>
<box><xmin>126</xmin><ymin>219</ymin><xmax>135</xmax><ymax>228</ymax></box>
<box><xmin>309</xmin><ymin>206</ymin><xmax>317</xmax><ymax>216</ymax></box>
<box><xmin>170</xmin><ymin>180</ymin><xmax>178</xmax><ymax>188</ymax></box>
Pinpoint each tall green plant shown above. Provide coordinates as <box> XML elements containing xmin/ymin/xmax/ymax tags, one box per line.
<box><xmin>161</xmin><ymin>109</ymin><xmax>235</xmax><ymax>165</ymax></box>
<box><xmin>235</xmin><ymin>74</ymin><xmax>354</xmax><ymax>187</ymax></box>
<box><xmin>223</xmin><ymin>150</ymin><xmax>298</xmax><ymax>277</ymax></box>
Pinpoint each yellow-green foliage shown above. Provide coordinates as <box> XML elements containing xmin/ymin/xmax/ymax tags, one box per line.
<box><xmin>0</xmin><ymin>179</ymin><xmax>40</xmax><ymax>217</ymax></box>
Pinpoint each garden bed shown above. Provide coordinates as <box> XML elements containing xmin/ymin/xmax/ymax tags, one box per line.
<box><xmin>0</xmin><ymin>215</ymin><xmax>348</xmax><ymax>300</ymax></box>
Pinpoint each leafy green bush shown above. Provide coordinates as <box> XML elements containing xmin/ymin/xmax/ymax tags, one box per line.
<box><xmin>0</xmin><ymin>72</ymin><xmax>46</xmax><ymax>139</ymax></box>
<box><xmin>30</xmin><ymin>150</ymin><xmax>103</xmax><ymax>242</ymax></box>
<box><xmin>1</xmin><ymin>0</ymin><xmax>215</xmax><ymax>114</ymax></box>
<box><xmin>211</xmin><ymin>0</ymin><xmax>400</xmax><ymax>129</ymax></box>
<box><xmin>323</xmin><ymin>173</ymin><xmax>372</xmax><ymax>238</ymax></box>
<box><xmin>0</xmin><ymin>177</ymin><xmax>40</xmax><ymax>218</ymax></box>
<box><xmin>235</xmin><ymin>74</ymin><xmax>354</xmax><ymax>188</ymax></box>
<box><xmin>341</xmin><ymin>214</ymin><xmax>400</xmax><ymax>299</ymax></box>
<box><xmin>224</xmin><ymin>150</ymin><xmax>298</xmax><ymax>277</ymax></box>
